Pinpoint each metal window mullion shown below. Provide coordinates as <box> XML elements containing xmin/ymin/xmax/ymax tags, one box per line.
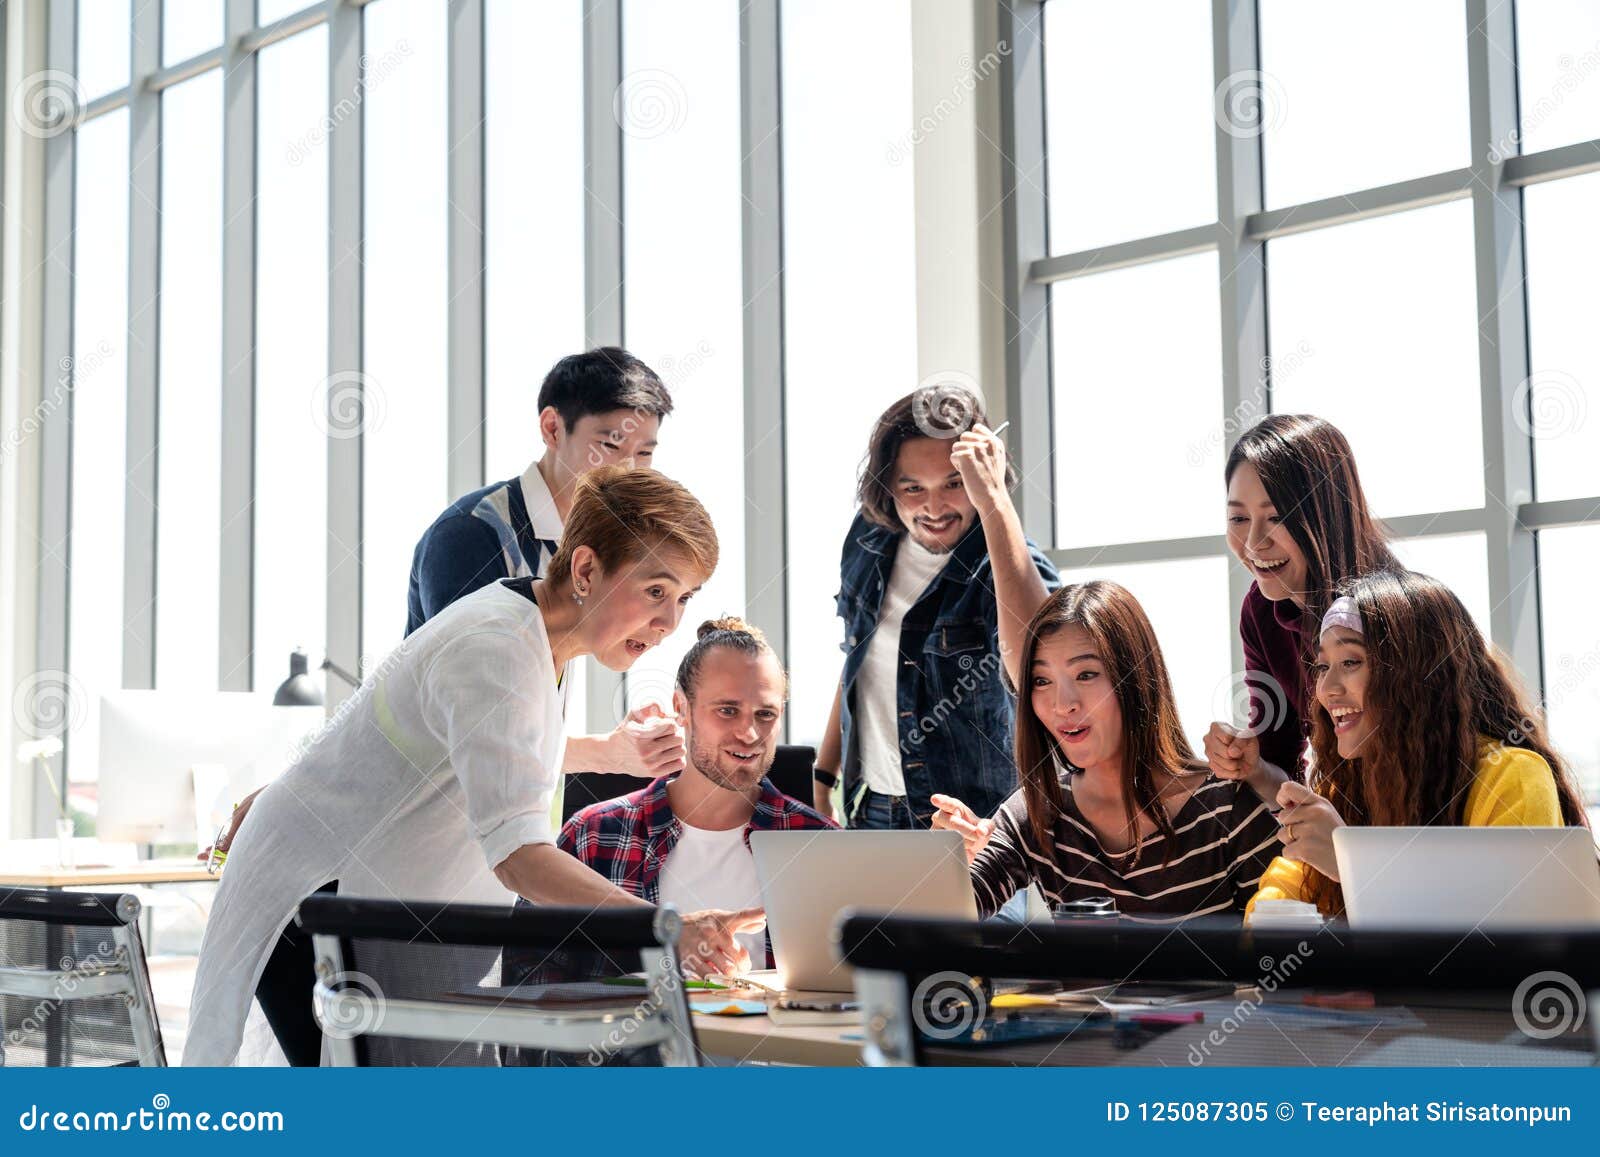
<box><xmin>326</xmin><ymin>0</ymin><xmax>365</xmax><ymax>707</ymax></box>
<box><xmin>740</xmin><ymin>0</ymin><xmax>787</xmax><ymax>729</ymax></box>
<box><xmin>122</xmin><ymin>0</ymin><xmax>161</xmax><ymax>689</ymax></box>
<box><xmin>1212</xmin><ymin>0</ymin><xmax>1268</xmax><ymax>676</ymax></box>
<box><xmin>218</xmin><ymin>0</ymin><xmax>257</xmax><ymax>691</ymax></box>
<box><xmin>1030</xmin><ymin>223</ymin><xmax>1219</xmax><ymax>284</ymax></box>
<box><xmin>446</xmin><ymin>0</ymin><xmax>485</xmax><ymax>498</ymax></box>
<box><xmin>1465</xmin><ymin>0</ymin><xmax>1541</xmax><ymax>697</ymax></box>
<box><xmin>583</xmin><ymin>0</ymin><xmax>624</xmax><ymax>735</ymax></box>
<box><xmin>997</xmin><ymin>0</ymin><xmax>1053</xmax><ymax>547</ymax></box>
<box><xmin>32</xmin><ymin>0</ymin><xmax>76</xmax><ymax>833</ymax></box>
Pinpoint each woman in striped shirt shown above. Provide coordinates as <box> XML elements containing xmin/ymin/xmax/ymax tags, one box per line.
<box><xmin>932</xmin><ymin>582</ymin><xmax>1281</xmax><ymax>922</ymax></box>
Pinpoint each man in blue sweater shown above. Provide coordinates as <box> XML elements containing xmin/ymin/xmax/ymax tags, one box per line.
<box><xmin>406</xmin><ymin>345</ymin><xmax>685</xmax><ymax>780</ymax></box>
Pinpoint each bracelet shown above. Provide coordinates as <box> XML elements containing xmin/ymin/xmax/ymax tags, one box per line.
<box><xmin>811</xmin><ymin>766</ymin><xmax>839</xmax><ymax>789</ymax></box>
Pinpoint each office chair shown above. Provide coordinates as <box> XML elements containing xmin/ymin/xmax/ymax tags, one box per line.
<box><xmin>297</xmin><ymin>894</ymin><xmax>700</xmax><ymax>1067</ymax></box>
<box><xmin>0</xmin><ymin>890</ymin><xmax>165</xmax><ymax>1066</ymax></box>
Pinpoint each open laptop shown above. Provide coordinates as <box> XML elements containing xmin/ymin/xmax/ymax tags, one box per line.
<box><xmin>1333</xmin><ymin>826</ymin><xmax>1600</xmax><ymax>930</ymax></box>
<box><xmin>749</xmin><ymin>830</ymin><xmax>977</xmax><ymax>993</ymax></box>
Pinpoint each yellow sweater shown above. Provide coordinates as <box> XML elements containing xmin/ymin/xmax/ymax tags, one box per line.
<box><xmin>1247</xmin><ymin>742</ymin><xmax>1565</xmax><ymax>916</ymax></box>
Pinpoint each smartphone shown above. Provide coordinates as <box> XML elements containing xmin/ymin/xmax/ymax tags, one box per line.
<box><xmin>777</xmin><ymin>996</ymin><xmax>859</xmax><ymax>1013</ymax></box>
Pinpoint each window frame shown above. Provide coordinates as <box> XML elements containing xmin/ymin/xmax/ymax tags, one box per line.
<box><xmin>1001</xmin><ymin>0</ymin><xmax>1600</xmax><ymax>799</ymax></box>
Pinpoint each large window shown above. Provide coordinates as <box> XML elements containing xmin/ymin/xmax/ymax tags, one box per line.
<box><xmin>361</xmin><ymin>0</ymin><xmax>450</xmax><ymax>660</ymax></box>
<box><xmin>156</xmin><ymin>70</ymin><xmax>223</xmax><ymax>692</ymax></box>
<box><xmin>621</xmin><ymin>0</ymin><xmax>748</xmax><ymax>721</ymax></box>
<box><xmin>21</xmin><ymin>1</ymin><xmax>1600</xmax><ymax>833</ymax></box>
<box><xmin>781</xmin><ymin>0</ymin><xmax>919</xmax><ymax>740</ymax></box>
<box><xmin>253</xmin><ymin>27</ymin><xmax>330</xmax><ymax>692</ymax></box>
<box><xmin>1030</xmin><ymin>0</ymin><xmax>1600</xmax><ymax>797</ymax></box>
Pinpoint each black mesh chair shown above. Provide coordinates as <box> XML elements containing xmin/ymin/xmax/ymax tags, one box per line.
<box><xmin>0</xmin><ymin>890</ymin><xmax>165</xmax><ymax>1067</ymax></box>
<box><xmin>297</xmin><ymin>894</ymin><xmax>700</xmax><ymax>1067</ymax></box>
<box><xmin>562</xmin><ymin>743</ymin><xmax>817</xmax><ymax>824</ymax></box>
<box><xmin>837</xmin><ymin>912</ymin><xmax>1600</xmax><ymax>1067</ymax></box>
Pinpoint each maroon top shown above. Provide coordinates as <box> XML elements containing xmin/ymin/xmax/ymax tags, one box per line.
<box><xmin>1239</xmin><ymin>582</ymin><xmax>1311</xmax><ymax>779</ymax></box>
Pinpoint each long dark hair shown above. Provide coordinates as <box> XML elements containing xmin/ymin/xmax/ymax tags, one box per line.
<box><xmin>1302</xmin><ymin>569</ymin><xmax>1590</xmax><ymax>912</ymax></box>
<box><xmin>1013</xmin><ymin>582</ymin><xmax>1203</xmax><ymax>866</ymax></box>
<box><xmin>856</xmin><ymin>383</ymin><xmax>1015</xmax><ymax>531</ymax></box>
<box><xmin>1225</xmin><ymin>414</ymin><xmax>1399</xmax><ymax>637</ymax></box>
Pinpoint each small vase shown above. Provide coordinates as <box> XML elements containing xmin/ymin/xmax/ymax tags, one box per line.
<box><xmin>55</xmin><ymin>816</ymin><xmax>75</xmax><ymax>868</ymax></box>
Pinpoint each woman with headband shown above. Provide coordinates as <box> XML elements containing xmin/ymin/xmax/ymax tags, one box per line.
<box><xmin>1207</xmin><ymin>415</ymin><xmax>1401</xmax><ymax>800</ymax></box>
<box><xmin>1249</xmin><ymin>569</ymin><xmax>1590</xmax><ymax>916</ymax></box>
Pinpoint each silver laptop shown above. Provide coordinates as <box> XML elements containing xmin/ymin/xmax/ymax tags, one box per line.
<box><xmin>749</xmin><ymin>830</ymin><xmax>977</xmax><ymax>993</ymax></box>
<box><xmin>1333</xmin><ymin>826</ymin><xmax>1600</xmax><ymax>930</ymax></box>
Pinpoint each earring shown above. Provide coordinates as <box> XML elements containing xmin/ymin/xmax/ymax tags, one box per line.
<box><xmin>573</xmin><ymin>587</ymin><xmax>586</xmax><ymax>607</ymax></box>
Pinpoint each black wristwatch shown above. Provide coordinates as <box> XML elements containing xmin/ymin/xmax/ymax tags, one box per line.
<box><xmin>812</xmin><ymin>766</ymin><xmax>839</xmax><ymax>789</ymax></box>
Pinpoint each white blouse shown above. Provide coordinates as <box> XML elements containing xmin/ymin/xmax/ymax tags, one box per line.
<box><xmin>184</xmin><ymin>579</ymin><xmax>569</xmax><ymax>1066</ymax></box>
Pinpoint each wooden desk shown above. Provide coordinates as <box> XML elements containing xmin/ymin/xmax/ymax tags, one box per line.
<box><xmin>0</xmin><ymin>862</ymin><xmax>218</xmax><ymax>889</ymax></box>
<box><xmin>693</xmin><ymin>1011</ymin><xmax>864</xmax><ymax>1066</ymax></box>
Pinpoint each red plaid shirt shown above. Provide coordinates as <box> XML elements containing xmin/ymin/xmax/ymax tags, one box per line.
<box><xmin>502</xmin><ymin>776</ymin><xmax>834</xmax><ymax>984</ymax></box>
<box><xmin>561</xmin><ymin>774</ymin><xmax>835</xmax><ymax>905</ymax></box>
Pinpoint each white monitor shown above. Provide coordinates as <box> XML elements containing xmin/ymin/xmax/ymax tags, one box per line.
<box><xmin>96</xmin><ymin>691</ymin><xmax>324</xmax><ymax>845</ymax></box>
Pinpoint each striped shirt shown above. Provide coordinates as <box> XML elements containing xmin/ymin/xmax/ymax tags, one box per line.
<box><xmin>969</xmin><ymin>773</ymin><xmax>1280</xmax><ymax>923</ymax></box>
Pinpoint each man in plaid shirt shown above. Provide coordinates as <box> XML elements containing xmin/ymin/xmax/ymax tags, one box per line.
<box><xmin>505</xmin><ymin>616</ymin><xmax>834</xmax><ymax>985</ymax></box>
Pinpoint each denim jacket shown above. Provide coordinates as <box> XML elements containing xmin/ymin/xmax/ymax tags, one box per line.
<box><xmin>834</xmin><ymin>511</ymin><xmax>1060</xmax><ymax>826</ymax></box>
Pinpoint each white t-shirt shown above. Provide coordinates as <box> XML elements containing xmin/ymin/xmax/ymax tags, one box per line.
<box><xmin>855</xmin><ymin>535</ymin><xmax>951</xmax><ymax>796</ymax></box>
<box><xmin>658</xmin><ymin>822</ymin><xmax>767</xmax><ymax>965</ymax></box>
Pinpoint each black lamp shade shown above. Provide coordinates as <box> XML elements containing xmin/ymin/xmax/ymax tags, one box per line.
<box><xmin>273</xmin><ymin>648</ymin><xmax>325</xmax><ymax>707</ymax></box>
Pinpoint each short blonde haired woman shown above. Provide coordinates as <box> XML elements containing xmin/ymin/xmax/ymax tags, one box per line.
<box><xmin>186</xmin><ymin>467</ymin><xmax>762</xmax><ymax>1066</ymax></box>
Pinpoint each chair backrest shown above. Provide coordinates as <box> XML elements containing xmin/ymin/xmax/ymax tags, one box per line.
<box><xmin>836</xmin><ymin>912</ymin><xmax>1600</xmax><ymax>1067</ymax></box>
<box><xmin>561</xmin><ymin>743</ymin><xmax>818</xmax><ymax>825</ymax></box>
<box><xmin>0</xmin><ymin>890</ymin><xmax>165</xmax><ymax>1067</ymax></box>
<box><xmin>296</xmin><ymin>894</ymin><xmax>700</xmax><ymax>1067</ymax></box>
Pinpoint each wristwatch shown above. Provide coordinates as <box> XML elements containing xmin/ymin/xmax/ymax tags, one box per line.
<box><xmin>812</xmin><ymin>765</ymin><xmax>839</xmax><ymax>789</ymax></box>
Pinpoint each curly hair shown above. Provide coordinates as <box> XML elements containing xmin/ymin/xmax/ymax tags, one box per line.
<box><xmin>1301</xmin><ymin>569</ymin><xmax>1589</xmax><ymax>912</ymax></box>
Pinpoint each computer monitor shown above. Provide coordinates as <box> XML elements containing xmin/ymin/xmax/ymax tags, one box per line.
<box><xmin>96</xmin><ymin>691</ymin><xmax>324</xmax><ymax>845</ymax></box>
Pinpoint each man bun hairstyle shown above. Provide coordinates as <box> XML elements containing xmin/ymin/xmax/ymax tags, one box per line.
<box><xmin>677</xmin><ymin>616</ymin><xmax>788</xmax><ymax>700</ymax></box>
<box><xmin>545</xmin><ymin>466</ymin><xmax>717</xmax><ymax>588</ymax></box>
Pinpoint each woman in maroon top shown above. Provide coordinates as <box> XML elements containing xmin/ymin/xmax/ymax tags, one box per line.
<box><xmin>1206</xmin><ymin>415</ymin><xmax>1399</xmax><ymax>794</ymax></box>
